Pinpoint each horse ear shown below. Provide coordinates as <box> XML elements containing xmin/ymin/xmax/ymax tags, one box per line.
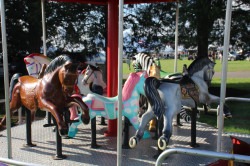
<box><xmin>64</xmin><ymin>61</ymin><xmax>73</xmax><ymax>70</ymax></box>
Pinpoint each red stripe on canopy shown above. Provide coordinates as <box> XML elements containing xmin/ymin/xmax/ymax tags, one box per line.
<box><xmin>48</xmin><ymin>0</ymin><xmax>177</xmax><ymax>5</ymax></box>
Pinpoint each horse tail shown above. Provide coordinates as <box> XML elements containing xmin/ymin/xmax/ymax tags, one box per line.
<box><xmin>179</xmin><ymin>107</ymin><xmax>191</xmax><ymax>123</ymax></box>
<box><xmin>144</xmin><ymin>77</ymin><xmax>164</xmax><ymax>119</ymax></box>
<box><xmin>9</xmin><ymin>73</ymin><xmax>21</xmax><ymax>101</ymax></box>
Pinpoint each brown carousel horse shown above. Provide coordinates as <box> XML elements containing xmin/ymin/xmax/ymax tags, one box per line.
<box><xmin>0</xmin><ymin>55</ymin><xmax>90</xmax><ymax>136</ymax></box>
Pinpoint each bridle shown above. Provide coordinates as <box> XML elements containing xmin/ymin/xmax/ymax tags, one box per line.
<box><xmin>83</xmin><ymin>68</ymin><xmax>97</xmax><ymax>84</ymax></box>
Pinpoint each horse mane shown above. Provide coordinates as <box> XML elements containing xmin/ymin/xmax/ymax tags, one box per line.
<box><xmin>122</xmin><ymin>71</ymin><xmax>145</xmax><ymax>101</ymax></box>
<box><xmin>187</xmin><ymin>56</ymin><xmax>214</xmax><ymax>76</ymax></box>
<box><xmin>32</xmin><ymin>54</ymin><xmax>51</xmax><ymax>62</ymax></box>
<box><xmin>26</xmin><ymin>53</ymin><xmax>44</xmax><ymax>58</ymax></box>
<box><xmin>44</xmin><ymin>55</ymin><xmax>72</xmax><ymax>74</ymax></box>
<box><xmin>89</xmin><ymin>64</ymin><xmax>101</xmax><ymax>71</ymax></box>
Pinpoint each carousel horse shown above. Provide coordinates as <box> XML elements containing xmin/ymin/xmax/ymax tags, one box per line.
<box><xmin>24</xmin><ymin>53</ymin><xmax>51</xmax><ymax>78</ymax></box>
<box><xmin>133</xmin><ymin>53</ymin><xmax>189</xmax><ymax>132</ymax></box>
<box><xmin>82</xmin><ymin>64</ymin><xmax>107</xmax><ymax>125</ymax></box>
<box><xmin>129</xmin><ymin>56</ymin><xmax>232</xmax><ymax>150</ymax></box>
<box><xmin>68</xmin><ymin>71</ymin><xmax>151</xmax><ymax>140</ymax></box>
<box><xmin>82</xmin><ymin>64</ymin><xmax>107</xmax><ymax>95</ymax></box>
<box><xmin>68</xmin><ymin>64</ymin><xmax>107</xmax><ymax>122</ymax></box>
<box><xmin>0</xmin><ymin>55</ymin><xmax>90</xmax><ymax>136</ymax></box>
<box><xmin>24</xmin><ymin>53</ymin><xmax>90</xmax><ymax>121</ymax></box>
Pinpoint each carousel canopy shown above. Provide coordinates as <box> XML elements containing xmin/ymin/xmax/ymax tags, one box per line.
<box><xmin>48</xmin><ymin>0</ymin><xmax>177</xmax><ymax>5</ymax></box>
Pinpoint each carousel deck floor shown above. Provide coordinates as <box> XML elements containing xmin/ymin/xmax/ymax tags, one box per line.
<box><xmin>0</xmin><ymin>117</ymin><xmax>249</xmax><ymax>166</ymax></box>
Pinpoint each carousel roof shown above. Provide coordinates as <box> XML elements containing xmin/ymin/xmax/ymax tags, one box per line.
<box><xmin>48</xmin><ymin>0</ymin><xmax>177</xmax><ymax>5</ymax></box>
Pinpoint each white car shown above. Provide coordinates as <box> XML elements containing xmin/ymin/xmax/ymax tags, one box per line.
<box><xmin>86</xmin><ymin>52</ymin><xmax>106</xmax><ymax>64</ymax></box>
<box><xmin>228</xmin><ymin>51</ymin><xmax>244</xmax><ymax>61</ymax></box>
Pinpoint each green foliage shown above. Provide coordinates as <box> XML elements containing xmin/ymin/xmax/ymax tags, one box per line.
<box><xmin>4</xmin><ymin>1</ymin><xmax>42</xmax><ymax>56</ymax></box>
<box><xmin>45</xmin><ymin>2</ymin><xmax>106</xmax><ymax>54</ymax></box>
<box><xmin>1</xmin><ymin>1</ymin><xmax>249</xmax><ymax>59</ymax></box>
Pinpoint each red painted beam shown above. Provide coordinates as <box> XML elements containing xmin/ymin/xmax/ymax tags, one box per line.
<box><xmin>48</xmin><ymin>0</ymin><xmax>177</xmax><ymax>4</ymax></box>
<box><xmin>105</xmin><ymin>0</ymin><xmax>119</xmax><ymax>137</ymax></box>
<box><xmin>48</xmin><ymin>0</ymin><xmax>108</xmax><ymax>5</ymax></box>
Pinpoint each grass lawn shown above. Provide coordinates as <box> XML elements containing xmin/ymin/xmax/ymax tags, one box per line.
<box><xmin>123</xmin><ymin>59</ymin><xmax>250</xmax><ymax>74</ymax></box>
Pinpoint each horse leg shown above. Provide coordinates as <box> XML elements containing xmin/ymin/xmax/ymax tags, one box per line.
<box><xmin>129</xmin><ymin>109</ymin><xmax>154</xmax><ymax>148</ymax></box>
<box><xmin>158</xmin><ymin>107</ymin><xmax>176</xmax><ymax>151</ymax></box>
<box><xmin>206</xmin><ymin>94</ymin><xmax>232</xmax><ymax>118</ymax></box>
<box><xmin>0</xmin><ymin>85</ymin><xmax>22</xmax><ymax>130</ymax></box>
<box><xmin>69</xmin><ymin>105</ymin><xmax>79</xmax><ymax>120</ymax></box>
<box><xmin>223</xmin><ymin>104</ymin><xmax>232</xmax><ymax>118</ymax></box>
<box><xmin>40</xmin><ymin>101</ymin><xmax>68</xmax><ymax>136</ymax></box>
<box><xmin>50</xmin><ymin>110</ymin><xmax>68</xmax><ymax>136</ymax></box>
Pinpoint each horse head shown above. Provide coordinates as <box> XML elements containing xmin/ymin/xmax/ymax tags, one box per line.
<box><xmin>59</xmin><ymin>61</ymin><xmax>79</xmax><ymax>96</ymax></box>
<box><xmin>187</xmin><ymin>56</ymin><xmax>215</xmax><ymax>86</ymax></box>
<box><xmin>24</xmin><ymin>53</ymin><xmax>51</xmax><ymax>78</ymax></box>
<box><xmin>83</xmin><ymin>65</ymin><xmax>95</xmax><ymax>85</ymax></box>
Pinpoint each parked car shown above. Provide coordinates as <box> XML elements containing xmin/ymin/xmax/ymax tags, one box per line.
<box><xmin>243</xmin><ymin>51</ymin><xmax>250</xmax><ymax>61</ymax></box>
<box><xmin>188</xmin><ymin>55</ymin><xmax>195</xmax><ymax>60</ymax></box>
<box><xmin>228</xmin><ymin>51</ymin><xmax>245</xmax><ymax>61</ymax></box>
<box><xmin>86</xmin><ymin>52</ymin><xmax>106</xmax><ymax>65</ymax></box>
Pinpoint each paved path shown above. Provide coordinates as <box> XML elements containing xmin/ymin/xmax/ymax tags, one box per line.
<box><xmin>214</xmin><ymin>71</ymin><xmax>250</xmax><ymax>78</ymax></box>
<box><xmin>0</xmin><ymin>118</ymin><xmax>245</xmax><ymax>166</ymax></box>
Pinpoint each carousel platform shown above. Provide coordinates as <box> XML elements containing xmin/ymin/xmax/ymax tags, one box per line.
<box><xmin>0</xmin><ymin>117</ymin><xmax>249</xmax><ymax>166</ymax></box>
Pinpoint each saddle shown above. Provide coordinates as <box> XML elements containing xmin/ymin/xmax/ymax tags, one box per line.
<box><xmin>19</xmin><ymin>75</ymin><xmax>38</xmax><ymax>84</ymax></box>
<box><xmin>179</xmin><ymin>75</ymin><xmax>199</xmax><ymax>103</ymax></box>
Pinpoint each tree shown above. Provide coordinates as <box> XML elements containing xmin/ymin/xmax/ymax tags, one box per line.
<box><xmin>123</xmin><ymin>3</ymin><xmax>176</xmax><ymax>54</ymax></box>
<box><xmin>1</xmin><ymin>0</ymin><xmax>249</xmax><ymax>61</ymax></box>
<box><xmin>45</xmin><ymin>2</ymin><xmax>106</xmax><ymax>56</ymax></box>
<box><xmin>179</xmin><ymin>0</ymin><xmax>250</xmax><ymax>57</ymax></box>
<box><xmin>3</xmin><ymin>0</ymin><xmax>42</xmax><ymax>58</ymax></box>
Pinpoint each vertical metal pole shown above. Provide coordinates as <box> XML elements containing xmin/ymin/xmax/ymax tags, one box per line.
<box><xmin>117</xmin><ymin>0</ymin><xmax>124</xmax><ymax>165</ymax></box>
<box><xmin>41</xmin><ymin>0</ymin><xmax>49</xmax><ymax>120</ymax></box>
<box><xmin>173</xmin><ymin>1</ymin><xmax>179</xmax><ymax>124</ymax></box>
<box><xmin>0</xmin><ymin>0</ymin><xmax>12</xmax><ymax>158</ymax></box>
<box><xmin>217</xmin><ymin>0</ymin><xmax>233</xmax><ymax>152</ymax></box>
<box><xmin>41</xmin><ymin>0</ymin><xmax>47</xmax><ymax>56</ymax></box>
<box><xmin>174</xmin><ymin>1</ymin><xmax>179</xmax><ymax>73</ymax></box>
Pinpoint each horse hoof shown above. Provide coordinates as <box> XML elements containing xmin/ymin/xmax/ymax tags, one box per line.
<box><xmin>129</xmin><ymin>137</ymin><xmax>137</xmax><ymax>148</ymax></box>
<box><xmin>59</xmin><ymin>128</ymin><xmax>68</xmax><ymax>136</ymax></box>
<box><xmin>81</xmin><ymin>116</ymin><xmax>90</xmax><ymax>124</ymax></box>
<box><xmin>158</xmin><ymin>137</ymin><xmax>168</xmax><ymax>151</ymax></box>
<box><xmin>224</xmin><ymin>113</ymin><xmax>232</xmax><ymax>119</ymax></box>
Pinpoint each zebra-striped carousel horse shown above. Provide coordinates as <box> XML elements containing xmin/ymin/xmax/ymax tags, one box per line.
<box><xmin>132</xmin><ymin>53</ymin><xmax>191</xmax><ymax>129</ymax></box>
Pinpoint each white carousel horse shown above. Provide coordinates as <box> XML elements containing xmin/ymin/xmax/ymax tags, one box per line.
<box><xmin>129</xmin><ymin>56</ymin><xmax>232</xmax><ymax>150</ymax></box>
<box><xmin>69</xmin><ymin>64</ymin><xmax>107</xmax><ymax>122</ymax></box>
<box><xmin>68</xmin><ymin>71</ymin><xmax>151</xmax><ymax>140</ymax></box>
<box><xmin>81</xmin><ymin>64</ymin><xmax>107</xmax><ymax>96</ymax></box>
<box><xmin>24</xmin><ymin>53</ymin><xmax>51</xmax><ymax>78</ymax></box>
